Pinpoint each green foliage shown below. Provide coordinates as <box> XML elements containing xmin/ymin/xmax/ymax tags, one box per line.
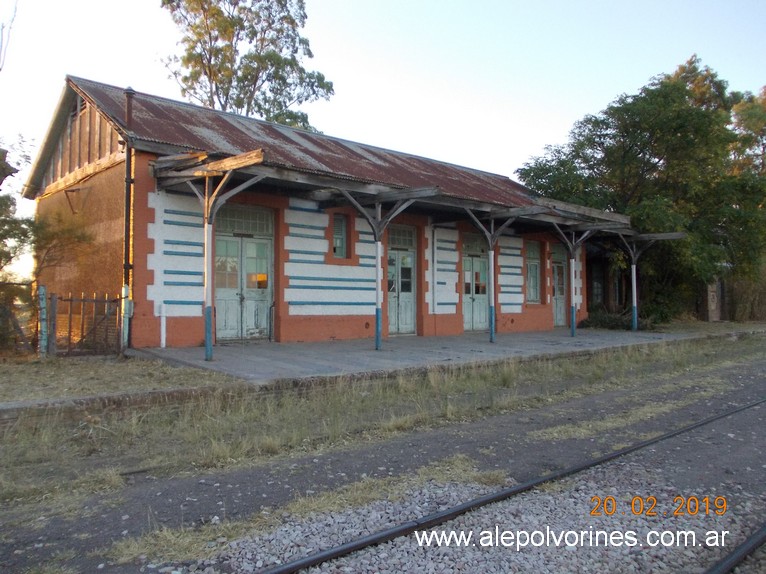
<box><xmin>32</xmin><ymin>212</ymin><xmax>92</xmax><ymax>282</ymax></box>
<box><xmin>517</xmin><ymin>56</ymin><xmax>766</xmax><ymax>319</ymax></box>
<box><xmin>0</xmin><ymin>191</ymin><xmax>31</xmax><ymax>275</ymax></box>
<box><xmin>0</xmin><ymin>145</ymin><xmax>32</xmax><ymax>279</ymax></box>
<box><xmin>732</xmin><ymin>87</ymin><xmax>766</xmax><ymax>175</ymax></box>
<box><xmin>161</xmin><ymin>0</ymin><xmax>334</xmax><ymax>130</ymax></box>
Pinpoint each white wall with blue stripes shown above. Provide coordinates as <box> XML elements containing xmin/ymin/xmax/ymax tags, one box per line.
<box><xmin>498</xmin><ymin>236</ymin><xmax>524</xmax><ymax>313</ymax></box>
<box><xmin>284</xmin><ymin>198</ymin><xmax>377</xmax><ymax>316</ymax></box>
<box><xmin>146</xmin><ymin>191</ymin><xmax>205</xmax><ymax>318</ymax></box>
<box><xmin>431</xmin><ymin>227</ymin><xmax>460</xmax><ymax>314</ymax></box>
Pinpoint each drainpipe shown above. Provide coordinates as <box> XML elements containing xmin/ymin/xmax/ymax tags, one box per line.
<box><xmin>121</xmin><ymin>87</ymin><xmax>136</xmax><ymax>351</ymax></box>
<box><xmin>123</xmin><ymin>87</ymin><xmax>135</xmax><ymax>286</ymax></box>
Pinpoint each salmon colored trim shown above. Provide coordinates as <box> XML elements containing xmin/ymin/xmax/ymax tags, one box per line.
<box><xmin>323</xmin><ymin>207</ymin><xmax>361</xmax><ymax>266</ymax></box>
<box><xmin>129</xmin><ymin>152</ymin><xmax>160</xmax><ymax>348</ymax></box>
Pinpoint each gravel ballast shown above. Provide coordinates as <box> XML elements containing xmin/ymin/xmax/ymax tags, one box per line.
<box><xmin>167</xmin><ymin>406</ymin><xmax>765</xmax><ymax>574</ymax></box>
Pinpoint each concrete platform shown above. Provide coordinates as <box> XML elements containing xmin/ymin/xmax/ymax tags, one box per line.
<box><xmin>133</xmin><ymin>327</ymin><xmax>710</xmax><ymax>384</ymax></box>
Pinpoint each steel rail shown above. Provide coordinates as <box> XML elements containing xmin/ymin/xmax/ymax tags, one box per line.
<box><xmin>704</xmin><ymin>523</ymin><xmax>766</xmax><ymax>574</ymax></box>
<box><xmin>259</xmin><ymin>397</ymin><xmax>766</xmax><ymax>574</ymax></box>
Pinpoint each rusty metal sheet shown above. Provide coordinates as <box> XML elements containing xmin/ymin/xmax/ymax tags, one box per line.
<box><xmin>70</xmin><ymin>76</ymin><xmax>535</xmax><ymax>208</ymax></box>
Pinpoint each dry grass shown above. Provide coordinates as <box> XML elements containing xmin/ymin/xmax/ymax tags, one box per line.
<box><xmin>0</xmin><ymin>356</ymin><xmax>242</xmax><ymax>403</ymax></box>
<box><xmin>1</xmin><ymin>333</ymin><xmax>764</xmax><ymax>508</ymax></box>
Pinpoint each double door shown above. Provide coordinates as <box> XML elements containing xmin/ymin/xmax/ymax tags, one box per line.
<box><xmin>387</xmin><ymin>250</ymin><xmax>416</xmax><ymax>334</ymax></box>
<box><xmin>214</xmin><ymin>237</ymin><xmax>272</xmax><ymax>339</ymax></box>
<box><xmin>463</xmin><ymin>256</ymin><xmax>488</xmax><ymax>331</ymax></box>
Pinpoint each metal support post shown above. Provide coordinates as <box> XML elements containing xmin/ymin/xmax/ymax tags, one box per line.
<box><xmin>488</xmin><ymin>248</ymin><xmax>496</xmax><ymax>343</ymax></box>
<box><xmin>631</xmin><ymin>263</ymin><xmax>638</xmax><ymax>331</ymax></box>
<box><xmin>203</xmin><ymin>190</ymin><xmax>214</xmax><ymax>361</ymax></box>
<box><xmin>38</xmin><ymin>286</ymin><xmax>48</xmax><ymax>358</ymax></box>
<box><xmin>375</xmin><ymin>239</ymin><xmax>383</xmax><ymax>350</ymax></box>
<box><xmin>570</xmin><ymin>255</ymin><xmax>576</xmax><ymax>337</ymax></box>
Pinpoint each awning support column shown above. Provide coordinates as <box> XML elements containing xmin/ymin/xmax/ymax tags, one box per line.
<box><xmin>465</xmin><ymin>210</ymin><xmax>517</xmax><ymax>344</ymax></box>
<box><xmin>337</xmin><ymin>189</ymin><xmax>415</xmax><ymax>350</ymax></box>
<box><xmin>618</xmin><ymin>235</ymin><xmax>656</xmax><ymax>332</ymax></box>
<box><xmin>552</xmin><ymin>225</ymin><xmax>593</xmax><ymax>337</ymax></box>
<box><xmin>202</xmin><ymin>178</ymin><xmax>215</xmax><ymax>360</ymax></box>
<box><xmin>189</xmin><ymin>173</ymin><xmax>266</xmax><ymax>360</ymax></box>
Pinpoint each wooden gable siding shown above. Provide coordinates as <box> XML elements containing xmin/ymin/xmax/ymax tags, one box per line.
<box><xmin>44</xmin><ymin>95</ymin><xmax>121</xmax><ymax>189</ymax></box>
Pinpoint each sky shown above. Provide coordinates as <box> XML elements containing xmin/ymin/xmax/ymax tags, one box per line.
<box><xmin>1</xmin><ymin>0</ymin><xmax>765</xmax><ymax>209</ymax></box>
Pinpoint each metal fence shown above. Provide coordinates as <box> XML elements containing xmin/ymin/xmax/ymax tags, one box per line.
<box><xmin>43</xmin><ymin>291</ymin><xmax>122</xmax><ymax>356</ymax></box>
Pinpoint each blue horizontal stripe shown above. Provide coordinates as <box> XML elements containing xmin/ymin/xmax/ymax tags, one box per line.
<box><xmin>290</xmin><ymin>232</ymin><xmax>326</xmax><ymax>239</ymax></box>
<box><xmin>165</xmin><ymin>270</ymin><xmax>204</xmax><ymax>276</ymax></box>
<box><xmin>288</xmin><ymin>249</ymin><xmax>325</xmax><ymax>255</ymax></box>
<box><xmin>357</xmin><ymin>239</ymin><xmax>376</xmax><ymax>245</ymax></box>
<box><xmin>289</xmin><ymin>259</ymin><xmax>324</xmax><ymax>265</ymax></box>
<box><xmin>289</xmin><ymin>301</ymin><xmax>374</xmax><ymax>306</ymax></box>
<box><xmin>437</xmin><ymin>281</ymin><xmax>447</xmax><ymax>286</ymax></box>
<box><xmin>163</xmin><ymin>250</ymin><xmax>204</xmax><ymax>258</ymax></box>
<box><xmin>437</xmin><ymin>267</ymin><xmax>455</xmax><ymax>273</ymax></box>
<box><xmin>165</xmin><ymin>209</ymin><xmax>203</xmax><ymax>218</ymax></box>
<box><xmin>436</xmin><ymin>259</ymin><xmax>457</xmax><ymax>265</ymax></box>
<box><xmin>289</xmin><ymin>285</ymin><xmax>376</xmax><ymax>291</ymax></box>
<box><xmin>290</xmin><ymin>223</ymin><xmax>326</xmax><ymax>231</ymax></box>
<box><xmin>290</xmin><ymin>276</ymin><xmax>375</xmax><ymax>283</ymax></box>
<box><xmin>359</xmin><ymin>263</ymin><xmax>376</xmax><ymax>268</ymax></box>
<box><xmin>165</xmin><ymin>239</ymin><xmax>204</xmax><ymax>247</ymax></box>
<box><xmin>164</xmin><ymin>219</ymin><xmax>204</xmax><ymax>229</ymax></box>
<box><xmin>163</xmin><ymin>300</ymin><xmax>203</xmax><ymax>306</ymax></box>
<box><xmin>164</xmin><ymin>281</ymin><xmax>204</xmax><ymax>287</ymax></box>
<box><xmin>437</xmin><ymin>301</ymin><xmax>457</xmax><ymax>306</ymax></box>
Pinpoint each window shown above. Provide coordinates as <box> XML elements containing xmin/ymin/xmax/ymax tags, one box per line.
<box><xmin>526</xmin><ymin>240</ymin><xmax>541</xmax><ymax>303</ymax></box>
<box><xmin>389</xmin><ymin>225</ymin><xmax>415</xmax><ymax>249</ymax></box>
<box><xmin>217</xmin><ymin>205</ymin><xmax>273</xmax><ymax>236</ymax></box>
<box><xmin>333</xmin><ymin>213</ymin><xmax>348</xmax><ymax>258</ymax></box>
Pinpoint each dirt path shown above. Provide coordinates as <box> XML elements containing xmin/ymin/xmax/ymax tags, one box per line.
<box><xmin>1</xmin><ymin>344</ymin><xmax>765</xmax><ymax>573</ymax></box>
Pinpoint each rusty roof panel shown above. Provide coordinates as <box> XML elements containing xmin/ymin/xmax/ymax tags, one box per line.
<box><xmin>69</xmin><ymin>76</ymin><xmax>536</xmax><ymax>208</ymax></box>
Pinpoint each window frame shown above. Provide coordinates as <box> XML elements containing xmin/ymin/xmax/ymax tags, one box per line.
<box><xmin>525</xmin><ymin>240</ymin><xmax>542</xmax><ymax>304</ymax></box>
<box><xmin>332</xmin><ymin>213</ymin><xmax>348</xmax><ymax>259</ymax></box>
<box><xmin>324</xmin><ymin>208</ymin><xmax>360</xmax><ymax>266</ymax></box>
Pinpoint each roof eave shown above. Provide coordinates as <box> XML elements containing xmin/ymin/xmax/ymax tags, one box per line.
<box><xmin>22</xmin><ymin>83</ymin><xmax>79</xmax><ymax>199</ymax></box>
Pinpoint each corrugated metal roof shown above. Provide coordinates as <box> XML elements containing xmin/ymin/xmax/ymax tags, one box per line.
<box><xmin>69</xmin><ymin>76</ymin><xmax>535</xmax><ymax>208</ymax></box>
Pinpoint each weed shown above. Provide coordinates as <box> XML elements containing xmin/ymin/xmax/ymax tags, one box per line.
<box><xmin>1</xmin><ymin>333</ymin><xmax>763</xmax><ymax>507</ymax></box>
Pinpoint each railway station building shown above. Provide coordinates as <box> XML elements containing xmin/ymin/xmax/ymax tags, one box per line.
<box><xmin>24</xmin><ymin>77</ymin><xmax>632</xmax><ymax>351</ymax></box>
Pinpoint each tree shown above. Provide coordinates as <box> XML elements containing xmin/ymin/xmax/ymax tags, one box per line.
<box><xmin>732</xmin><ymin>87</ymin><xmax>766</xmax><ymax>176</ymax></box>
<box><xmin>0</xmin><ymin>146</ymin><xmax>31</xmax><ymax>280</ymax></box>
<box><xmin>162</xmin><ymin>0</ymin><xmax>334</xmax><ymax>130</ymax></box>
<box><xmin>0</xmin><ymin>1</ymin><xmax>17</xmax><ymax>73</ymax></box>
<box><xmin>516</xmin><ymin>57</ymin><xmax>766</xmax><ymax>320</ymax></box>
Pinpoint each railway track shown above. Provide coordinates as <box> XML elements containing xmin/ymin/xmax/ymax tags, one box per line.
<box><xmin>252</xmin><ymin>398</ymin><xmax>766</xmax><ymax>574</ymax></box>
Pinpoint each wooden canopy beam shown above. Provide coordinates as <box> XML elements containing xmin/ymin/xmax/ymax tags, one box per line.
<box><xmin>537</xmin><ymin>198</ymin><xmax>630</xmax><ymax>225</ymax></box>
